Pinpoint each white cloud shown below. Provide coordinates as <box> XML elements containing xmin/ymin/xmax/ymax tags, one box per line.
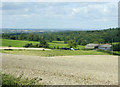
<box><xmin>0</xmin><ymin>3</ymin><xmax>2</xmax><ymax>8</ymax></box>
<box><xmin>2</xmin><ymin>2</ymin><xmax>117</xmax><ymax>17</ymax></box>
<box><xmin>1</xmin><ymin>0</ymin><xmax>119</xmax><ymax>2</ymax></box>
<box><xmin>72</xmin><ymin>7</ymin><xmax>88</xmax><ymax>15</ymax></box>
<box><xmin>24</xmin><ymin>8</ymin><xmax>29</xmax><ymax>12</ymax></box>
<box><xmin>72</xmin><ymin>8</ymin><xmax>79</xmax><ymax>15</ymax></box>
<box><xmin>73</xmin><ymin>2</ymin><xmax>117</xmax><ymax>17</ymax></box>
<box><xmin>2</xmin><ymin>2</ymin><xmax>118</xmax><ymax>29</ymax></box>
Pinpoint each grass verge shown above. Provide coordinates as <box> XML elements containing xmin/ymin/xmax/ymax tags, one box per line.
<box><xmin>1</xmin><ymin>49</ymin><xmax>110</xmax><ymax>57</ymax></box>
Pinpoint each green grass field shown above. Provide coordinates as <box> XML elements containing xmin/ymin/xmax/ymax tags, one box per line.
<box><xmin>1</xmin><ymin>39</ymin><xmax>39</xmax><ymax>47</ymax></box>
<box><xmin>1</xmin><ymin>39</ymin><xmax>85</xmax><ymax>49</ymax></box>
<box><xmin>1</xmin><ymin>39</ymin><xmax>118</xmax><ymax>56</ymax></box>
<box><xmin>48</xmin><ymin>41</ymin><xmax>85</xmax><ymax>49</ymax></box>
<box><xmin>112</xmin><ymin>42</ymin><xmax>120</xmax><ymax>45</ymax></box>
<box><xmin>113</xmin><ymin>51</ymin><xmax>120</xmax><ymax>55</ymax></box>
<box><xmin>2</xmin><ymin>49</ymin><xmax>110</xmax><ymax>56</ymax></box>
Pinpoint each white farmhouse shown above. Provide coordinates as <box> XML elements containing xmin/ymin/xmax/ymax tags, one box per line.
<box><xmin>85</xmin><ymin>43</ymin><xmax>112</xmax><ymax>51</ymax></box>
<box><xmin>85</xmin><ymin>44</ymin><xmax>99</xmax><ymax>49</ymax></box>
<box><xmin>98</xmin><ymin>44</ymin><xmax>112</xmax><ymax>51</ymax></box>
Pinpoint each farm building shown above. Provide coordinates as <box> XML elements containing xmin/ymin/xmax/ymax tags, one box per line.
<box><xmin>85</xmin><ymin>44</ymin><xmax>99</xmax><ymax>49</ymax></box>
<box><xmin>85</xmin><ymin>43</ymin><xmax>112</xmax><ymax>51</ymax></box>
<box><xmin>98</xmin><ymin>44</ymin><xmax>112</xmax><ymax>51</ymax></box>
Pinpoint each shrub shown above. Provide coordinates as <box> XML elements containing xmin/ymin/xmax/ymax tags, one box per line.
<box><xmin>57</xmin><ymin>47</ymin><xmax>59</xmax><ymax>49</ymax></box>
<box><xmin>24</xmin><ymin>43</ymin><xmax>33</xmax><ymax>48</ymax></box>
<box><xmin>113</xmin><ymin>43</ymin><xmax>120</xmax><ymax>51</ymax></box>
<box><xmin>2</xmin><ymin>73</ymin><xmax>42</xmax><ymax>85</ymax></box>
<box><xmin>39</xmin><ymin>40</ymin><xmax>49</xmax><ymax>48</ymax></box>
<box><xmin>8</xmin><ymin>45</ymin><xmax>11</xmax><ymax>47</ymax></box>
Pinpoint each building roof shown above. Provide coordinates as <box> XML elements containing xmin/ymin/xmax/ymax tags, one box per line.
<box><xmin>99</xmin><ymin>44</ymin><xmax>112</xmax><ymax>48</ymax></box>
<box><xmin>85</xmin><ymin>44</ymin><xmax>99</xmax><ymax>49</ymax></box>
<box><xmin>86</xmin><ymin>44</ymin><xmax>99</xmax><ymax>47</ymax></box>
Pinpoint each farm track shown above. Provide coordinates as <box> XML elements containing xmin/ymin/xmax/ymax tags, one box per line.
<box><xmin>0</xmin><ymin>47</ymin><xmax>51</xmax><ymax>50</ymax></box>
<box><xmin>2</xmin><ymin>53</ymin><xmax>118</xmax><ymax>85</ymax></box>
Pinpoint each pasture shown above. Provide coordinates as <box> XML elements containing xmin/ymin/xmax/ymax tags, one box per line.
<box><xmin>1</xmin><ymin>39</ymin><xmax>39</xmax><ymax>47</ymax></box>
<box><xmin>1</xmin><ymin>39</ymin><xmax>115</xmax><ymax>56</ymax></box>
<box><xmin>1</xmin><ymin>39</ymin><xmax>85</xmax><ymax>49</ymax></box>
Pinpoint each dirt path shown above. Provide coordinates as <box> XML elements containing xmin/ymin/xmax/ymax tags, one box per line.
<box><xmin>0</xmin><ymin>47</ymin><xmax>51</xmax><ymax>50</ymax></box>
<box><xmin>2</xmin><ymin>53</ymin><xmax>118</xmax><ymax>85</ymax></box>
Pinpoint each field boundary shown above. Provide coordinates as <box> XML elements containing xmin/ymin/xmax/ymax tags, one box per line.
<box><xmin>0</xmin><ymin>47</ymin><xmax>51</xmax><ymax>50</ymax></box>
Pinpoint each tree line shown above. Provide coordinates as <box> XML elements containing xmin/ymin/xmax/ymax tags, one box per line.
<box><xmin>2</xmin><ymin>28</ymin><xmax>120</xmax><ymax>46</ymax></box>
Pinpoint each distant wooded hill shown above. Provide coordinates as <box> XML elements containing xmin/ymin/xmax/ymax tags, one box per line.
<box><xmin>2</xmin><ymin>28</ymin><xmax>120</xmax><ymax>45</ymax></box>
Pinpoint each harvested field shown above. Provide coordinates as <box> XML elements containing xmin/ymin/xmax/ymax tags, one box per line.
<box><xmin>2</xmin><ymin>53</ymin><xmax>118</xmax><ymax>85</ymax></box>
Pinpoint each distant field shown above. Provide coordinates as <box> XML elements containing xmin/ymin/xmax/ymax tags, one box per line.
<box><xmin>49</xmin><ymin>41</ymin><xmax>85</xmax><ymax>49</ymax></box>
<box><xmin>2</xmin><ymin>49</ymin><xmax>110</xmax><ymax>56</ymax></box>
<box><xmin>113</xmin><ymin>51</ymin><xmax>120</xmax><ymax>55</ymax></box>
<box><xmin>1</xmin><ymin>39</ymin><xmax>110</xmax><ymax>56</ymax></box>
<box><xmin>112</xmin><ymin>42</ymin><xmax>120</xmax><ymax>45</ymax></box>
<box><xmin>48</xmin><ymin>41</ymin><xmax>69</xmax><ymax>48</ymax></box>
<box><xmin>1</xmin><ymin>39</ymin><xmax>39</xmax><ymax>47</ymax></box>
<box><xmin>1</xmin><ymin>39</ymin><xmax>85</xmax><ymax>49</ymax></box>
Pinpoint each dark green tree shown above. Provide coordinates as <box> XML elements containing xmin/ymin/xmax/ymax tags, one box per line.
<box><xmin>68</xmin><ymin>40</ymin><xmax>77</xmax><ymax>48</ymax></box>
<box><xmin>39</xmin><ymin>39</ymin><xmax>49</xmax><ymax>48</ymax></box>
<box><xmin>27</xmin><ymin>33</ymin><xmax>34</xmax><ymax>41</ymax></box>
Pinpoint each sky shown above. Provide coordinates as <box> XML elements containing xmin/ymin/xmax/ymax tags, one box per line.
<box><xmin>0</xmin><ymin>2</ymin><xmax>118</xmax><ymax>30</ymax></box>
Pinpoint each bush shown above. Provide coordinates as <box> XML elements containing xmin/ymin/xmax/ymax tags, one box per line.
<box><xmin>113</xmin><ymin>43</ymin><xmax>120</xmax><ymax>51</ymax></box>
<box><xmin>57</xmin><ymin>47</ymin><xmax>59</xmax><ymax>49</ymax></box>
<box><xmin>24</xmin><ymin>39</ymin><xmax>49</xmax><ymax>48</ymax></box>
<box><xmin>24</xmin><ymin>43</ymin><xmax>33</xmax><ymax>48</ymax></box>
<box><xmin>34</xmin><ymin>44</ymin><xmax>41</xmax><ymax>48</ymax></box>
<box><xmin>8</xmin><ymin>45</ymin><xmax>11</xmax><ymax>47</ymax></box>
<box><xmin>24</xmin><ymin>42</ymin><xmax>49</xmax><ymax>48</ymax></box>
<box><xmin>39</xmin><ymin>40</ymin><xmax>49</xmax><ymax>48</ymax></box>
<box><xmin>2</xmin><ymin>73</ymin><xmax>42</xmax><ymax>85</ymax></box>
